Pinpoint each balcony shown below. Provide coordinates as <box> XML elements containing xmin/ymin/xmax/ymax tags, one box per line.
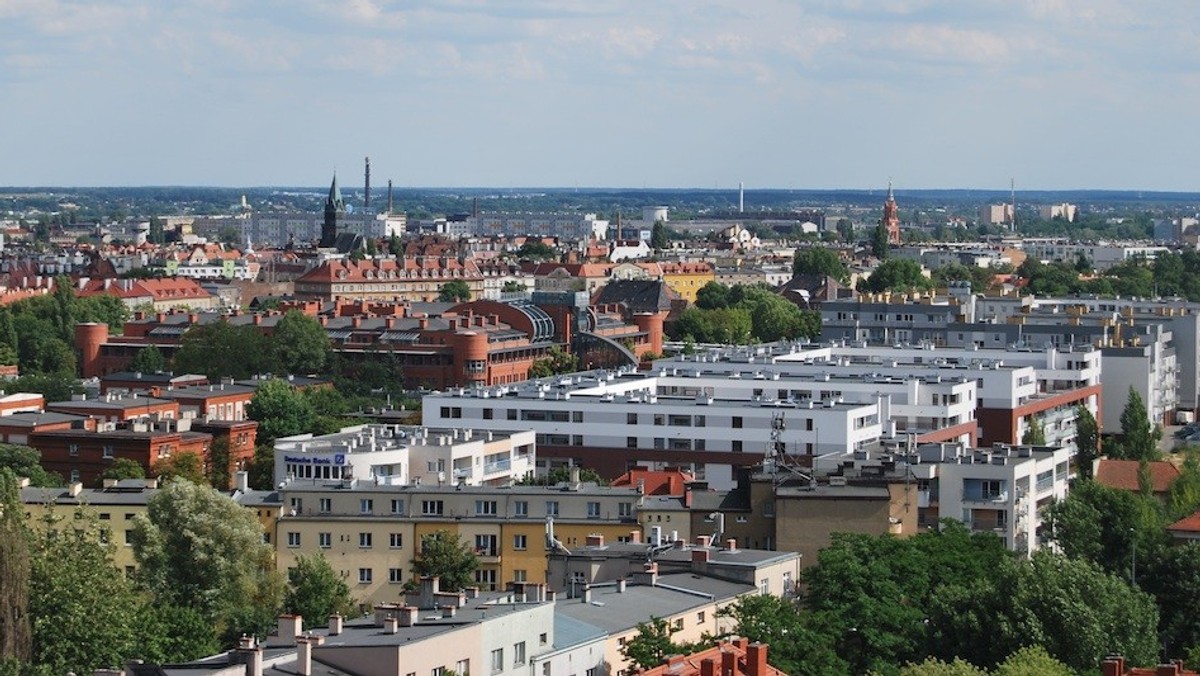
<box><xmin>474</xmin><ymin>549</ymin><xmax>502</xmax><ymax>564</ymax></box>
<box><xmin>962</xmin><ymin>491</ymin><xmax>1008</xmax><ymax>505</ymax></box>
<box><xmin>482</xmin><ymin>459</ymin><xmax>512</xmax><ymax>475</ymax></box>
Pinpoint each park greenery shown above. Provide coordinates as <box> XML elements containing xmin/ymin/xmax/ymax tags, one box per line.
<box><xmin>672</xmin><ymin>283</ymin><xmax>820</xmax><ymax>344</ymax></box>
<box><xmin>792</xmin><ymin>246</ymin><xmax>850</xmax><ymax>283</ymax></box>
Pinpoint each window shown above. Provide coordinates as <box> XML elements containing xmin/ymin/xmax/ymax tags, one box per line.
<box><xmin>319</xmin><ymin>498</ymin><xmax>332</xmax><ymax>514</ymax></box>
<box><xmin>514</xmin><ymin>501</ymin><xmax>528</xmax><ymax>517</ymax></box>
<box><xmin>759</xmin><ymin>578</ymin><xmax>769</xmax><ymax>595</ymax></box>
<box><xmin>69</xmin><ymin>444</ymin><xmax>79</xmax><ymax>456</ymax></box>
<box><xmin>102</xmin><ymin>445</ymin><xmax>114</xmax><ymax>459</ymax></box>
<box><xmin>491</xmin><ymin>649</ymin><xmax>504</xmax><ymax>674</ymax></box>
<box><xmin>475</xmin><ymin>534</ymin><xmax>498</xmax><ymax>556</ymax></box>
<box><xmin>389</xmin><ymin>568</ymin><xmax>404</xmax><ymax>583</ymax></box>
<box><xmin>483</xmin><ymin>408</ymin><xmax>494</xmax><ymax>420</ymax></box>
<box><xmin>514</xmin><ymin>641</ymin><xmax>526</xmax><ymax>666</ymax></box>
<box><xmin>318</xmin><ymin>532</ymin><xmax>331</xmax><ymax>548</ymax></box>
<box><xmin>358</xmin><ymin>568</ymin><xmax>373</xmax><ymax>584</ymax></box>
<box><xmin>732</xmin><ymin>416</ymin><xmax>743</xmax><ymax>429</ymax></box>
<box><xmin>360</xmin><ymin>499</ymin><xmax>374</xmax><ymax>514</ymax></box>
<box><xmin>513</xmin><ymin>534</ymin><xmax>528</xmax><ymax>550</ymax></box>
<box><xmin>287</xmin><ymin>532</ymin><xmax>301</xmax><ymax>548</ymax></box>
<box><xmin>390</xmin><ymin>533</ymin><xmax>403</xmax><ymax>549</ymax></box>
<box><xmin>476</xmin><ymin>569</ymin><xmax>497</xmax><ymax>591</ymax></box>
<box><xmin>125</xmin><ymin>530</ymin><xmax>133</xmax><ymax>546</ymax></box>
<box><xmin>69</xmin><ymin>470</ymin><xmax>80</xmax><ymax>483</ymax></box>
<box><xmin>672</xmin><ymin>618</ymin><xmax>683</xmax><ymax>631</ymax></box>
<box><xmin>539</xmin><ymin>632</ymin><xmax>548</xmax><ymax>646</ymax></box>
<box><xmin>422</xmin><ymin>500</ymin><xmax>444</xmax><ymax>516</ymax></box>
<box><xmin>572</xmin><ymin>411</ymin><xmax>583</xmax><ymax>423</ymax></box>
<box><xmin>587</xmin><ymin>502</ymin><xmax>601</xmax><ymax>518</ymax></box>
<box><xmin>694</xmin><ymin>415</ymin><xmax>706</xmax><ymax>427</ymax></box>
<box><xmin>391</xmin><ymin>499</ymin><xmax>404</xmax><ymax>514</ymax></box>
<box><xmin>507</xmin><ymin>409</ymin><xmax>518</xmax><ymax>421</ymax></box>
<box><xmin>476</xmin><ymin>500</ymin><xmax>498</xmax><ymax>516</ymax></box>
<box><xmin>546</xmin><ymin>501</ymin><xmax>559</xmax><ymax>517</ymax></box>
<box><xmin>456</xmin><ymin>661</ymin><xmax>470</xmax><ymax>676</ymax></box>
<box><xmin>359</xmin><ymin>532</ymin><xmax>373</xmax><ymax>548</ymax></box>
<box><xmin>697</xmin><ymin>611</ymin><xmax>706</xmax><ymax>623</ymax></box>
<box><xmin>619</xmin><ymin>502</ymin><xmax>633</xmax><ymax>517</ymax></box>
<box><xmin>626</xmin><ymin>436</ymin><xmax>637</xmax><ymax>448</ymax></box>
<box><xmin>514</xmin><ymin>569</ymin><xmax>527</xmax><ymax>582</ymax></box>
<box><xmin>432</xmin><ymin>668</ymin><xmax>445</xmax><ymax>676</ymax></box>
<box><xmin>626</xmin><ymin>412</ymin><xmax>638</xmax><ymax>424</ymax></box>
<box><xmin>99</xmin><ymin>513</ymin><xmax>110</xmax><ymax>520</ymax></box>
<box><xmin>653</xmin><ymin>414</ymin><xmax>664</xmax><ymax>426</ymax></box>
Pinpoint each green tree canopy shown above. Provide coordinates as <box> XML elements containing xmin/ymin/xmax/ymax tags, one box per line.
<box><xmin>1075</xmin><ymin>405</ymin><xmax>1099</xmax><ymax>480</ymax></box>
<box><xmin>860</xmin><ymin>259</ymin><xmax>932</xmax><ymax>294</ymax></box>
<box><xmin>285</xmin><ymin>553</ymin><xmax>355</xmax><ymax>628</ymax></box>
<box><xmin>438</xmin><ymin>280</ymin><xmax>471</xmax><ymax>302</ymax></box>
<box><xmin>621</xmin><ymin>617</ymin><xmax>695</xmax><ymax>670</ymax></box>
<box><xmin>0</xmin><ymin>469</ymin><xmax>32</xmax><ymax>664</ymax></box>
<box><xmin>0</xmin><ymin>444</ymin><xmax>61</xmax><ymax>487</ymax></box>
<box><xmin>130</xmin><ymin>479</ymin><xmax>282</xmax><ymax>643</ymax></box>
<box><xmin>1045</xmin><ymin>478</ymin><xmax>1169</xmax><ymax>577</ymax></box>
<box><xmin>152</xmin><ymin>451</ymin><xmax>207</xmax><ymax>485</ymax></box>
<box><xmin>651</xmin><ymin>221</ymin><xmax>669</xmax><ymax>250</ymax></box>
<box><xmin>129</xmin><ymin>345</ymin><xmax>166</xmax><ymax>373</ymax></box>
<box><xmin>694</xmin><ymin>281</ymin><xmax>732</xmax><ymax>310</ymax></box>
<box><xmin>102</xmin><ymin>457</ymin><xmax>146</xmax><ymax>482</ymax></box>
<box><xmin>898</xmin><ymin>657</ymin><xmax>986</xmax><ymax>676</ymax></box>
<box><xmin>172</xmin><ymin>320</ymin><xmax>277</xmax><ymax>380</ymax></box>
<box><xmin>272</xmin><ymin>311</ymin><xmax>331</xmax><ymax>375</ymax></box>
<box><xmin>528</xmin><ymin>345</ymin><xmax>579</xmax><ymax>379</ymax></box>
<box><xmin>793</xmin><ymin>246</ymin><xmax>849</xmax><ymax>283</ymax></box>
<box><xmin>871</xmin><ymin>223</ymin><xmax>890</xmax><ymax>259</ymax></box>
<box><xmin>516</xmin><ymin>241</ymin><xmax>556</xmax><ymax>260</ymax></box>
<box><xmin>991</xmin><ymin>646</ymin><xmax>1073</xmax><ymax>676</ymax></box>
<box><xmin>1115</xmin><ymin>387</ymin><xmax>1159</xmax><ymax>461</ymax></box>
<box><xmin>247</xmin><ymin>379</ymin><xmax>316</xmax><ymax>446</ymax></box>
<box><xmin>411</xmin><ymin>530</ymin><xmax>479</xmax><ymax>592</ymax></box>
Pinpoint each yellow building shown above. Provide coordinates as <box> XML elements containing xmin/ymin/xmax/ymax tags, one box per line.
<box><xmin>660</xmin><ymin>262</ymin><xmax>715</xmax><ymax>304</ymax></box>
<box><xmin>19</xmin><ymin>478</ymin><xmax>161</xmax><ymax>575</ymax></box>
<box><xmin>274</xmin><ymin>481</ymin><xmax>642</xmax><ymax>605</ymax></box>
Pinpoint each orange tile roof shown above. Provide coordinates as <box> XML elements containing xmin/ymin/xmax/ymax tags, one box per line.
<box><xmin>1095</xmin><ymin>459</ymin><xmax>1180</xmax><ymax>494</ymax></box>
<box><xmin>1169</xmin><ymin>510</ymin><xmax>1200</xmax><ymax>534</ymax></box>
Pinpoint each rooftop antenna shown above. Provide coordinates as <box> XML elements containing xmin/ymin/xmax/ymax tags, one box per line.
<box><xmin>364</xmin><ymin>157</ymin><xmax>371</xmax><ymax>212</ymax></box>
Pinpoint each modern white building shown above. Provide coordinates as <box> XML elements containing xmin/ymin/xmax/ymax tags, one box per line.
<box><xmin>274</xmin><ymin>424</ymin><xmax>535</xmax><ymax>488</ymax></box>
<box><xmin>1020</xmin><ymin>238</ymin><xmax>1169</xmax><ymax>270</ymax></box>
<box><xmin>466</xmin><ymin>213</ymin><xmax>609</xmax><ymax>242</ymax></box>
<box><xmin>192</xmin><ymin>212</ymin><xmax>407</xmax><ymax>248</ymax></box>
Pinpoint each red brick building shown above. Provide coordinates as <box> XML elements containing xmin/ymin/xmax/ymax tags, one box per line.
<box><xmin>636</xmin><ymin>639</ymin><xmax>784</xmax><ymax>676</ymax></box>
<box><xmin>30</xmin><ymin>425</ymin><xmax>212</xmax><ymax>486</ymax></box>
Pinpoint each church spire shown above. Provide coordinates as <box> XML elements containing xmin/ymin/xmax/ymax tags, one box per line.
<box><xmin>327</xmin><ymin>174</ymin><xmax>344</xmax><ymax>211</ymax></box>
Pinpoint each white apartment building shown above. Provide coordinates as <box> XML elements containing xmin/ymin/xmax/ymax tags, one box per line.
<box><xmin>274</xmin><ymin>424</ymin><xmax>535</xmax><ymax>488</ymax></box>
<box><xmin>423</xmin><ymin>370</ymin><xmax>889</xmax><ymax>490</ymax></box>
<box><xmin>1020</xmin><ymin>238</ymin><xmax>1169</xmax><ymax>271</ymax></box>
<box><xmin>467</xmin><ymin>213</ymin><xmax>609</xmax><ymax>242</ymax></box>
<box><xmin>1038</xmin><ymin>203</ymin><xmax>1077</xmax><ymax>222</ymax></box>
<box><xmin>191</xmin><ymin>212</ymin><xmax>407</xmax><ymax>248</ymax></box>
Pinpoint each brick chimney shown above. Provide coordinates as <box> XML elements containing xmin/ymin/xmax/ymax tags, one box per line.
<box><xmin>746</xmin><ymin>644</ymin><xmax>768</xmax><ymax>676</ymax></box>
<box><xmin>700</xmin><ymin>657</ymin><xmax>717</xmax><ymax>676</ymax></box>
<box><xmin>692</xmin><ymin>548</ymin><xmax>712</xmax><ymax>566</ymax></box>
<box><xmin>1101</xmin><ymin>656</ymin><xmax>1125</xmax><ymax>676</ymax></box>
<box><xmin>328</xmin><ymin>614</ymin><xmax>343</xmax><ymax>635</ymax></box>
<box><xmin>296</xmin><ymin>636</ymin><xmax>313</xmax><ymax>676</ymax></box>
<box><xmin>722</xmin><ymin>647</ymin><xmax>737</xmax><ymax>676</ymax></box>
<box><xmin>630</xmin><ymin>529</ymin><xmax>642</xmax><ymax>544</ymax></box>
<box><xmin>276</xmin><ymin>615</ymin><xmax>302</xmax><ymax>645</ymax></box>
<box><xmin>586</xmin><ymin>534</ymin><xmax>604</xmax><ymax>547</ymax></box>
<box><xmin>1156</xmin><ymin>664</ymin><xmax>1182</xmax><ymax>676</ymax></box>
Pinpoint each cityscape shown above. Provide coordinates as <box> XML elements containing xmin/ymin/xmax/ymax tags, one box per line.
<box><xmin>3</xmin><ymin>2</ymin><xmax>1200</xmax><ymax>676</ymax></box>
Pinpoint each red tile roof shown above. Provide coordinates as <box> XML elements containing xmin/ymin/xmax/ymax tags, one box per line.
<box><xmin>1094</xmin><ymin>459</ymin><xmax>1180</xmax><ymax>494</ymax></box>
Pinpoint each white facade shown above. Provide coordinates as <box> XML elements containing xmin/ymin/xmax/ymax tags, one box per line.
<box><xmin>467</xmin><ymin>213</ymin><xmax>608</xmax><ymax>242</ymax></box>
<box><xmin>1020</xmin><ymin>238</ymin><xmax>1170</xmax><ymax>271</ymax></box>
<box><xmin>192</xmin><ymin>212</ymin><xmax>407</xmax><ymax>248</ymax></box>
<box><xmin>274</xmin><ymin>424</ymin><xmax>535</xmax><ymax>488</ymax></box>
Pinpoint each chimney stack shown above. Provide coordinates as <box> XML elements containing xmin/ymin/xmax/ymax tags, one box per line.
<box><xmin>630</xmin><ymin>530</ymin><xmax>642</xmax><ymax>544</ymax></box>
<box><xmin>296</xmin><ymin>637</ymin><xmax>313</xmax><ymax>676</ymax></box>
<box><xmin>746</xmin><ymin>643</ymin><xmax>768</xmax><ymax>676</ymax></box>
<box><xmin>328</xmin><ymin>614</ymin><xmax>343</xmax><ymax>635</ymax></box>
<box><xmin>364</xmin><ymin>156</ymin><xmax>371</xmax><ymax>211</ymax></box>
<box><xmin>384</xmin><ymin>617</ymin><xmax>399</xmax><ymax>634</ymax></box>
<box><xmin>722</xmin><ymin>647</ymin><xmax>737</xmax><ymax>676</ymax></box>
<box><xmin>1101</xmin><ymin>656</ymin><xmax>1125</xmax><ymax>676</ymax></box>
<box><xmin>387</xmin><ymin>180</ymin><xmax>394</xmax><ymax>214</ymax></box>
<box><xmin>700</xmin><ymin>658</ymin><xmax>717</xmax><ymax>676</ymax></box>
<box><xmin>617</xmin><ymin>578</ymin><xmax>626</xmax><ymax>593</ymax></box>
<box><xmin>276</xmin><ymin>615</ymin><xmax>302</xmax><ymax>645</ymax></box>
<box><xmin>581</xmin><ymin>586</ymin><xmax>592</xmax><ymax>603</ymax></box>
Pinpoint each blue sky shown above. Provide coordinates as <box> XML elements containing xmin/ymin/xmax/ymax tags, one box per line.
<box><xmin>1</xmin><ymin>0</ymin><xmax>1197</xmax><ymax>190</ymax></box>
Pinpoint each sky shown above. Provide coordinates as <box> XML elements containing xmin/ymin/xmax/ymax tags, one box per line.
<box><xmin>1</xmin><ymin>0</ymin><xmax>1198</xmax><ymax>191</ymax></box>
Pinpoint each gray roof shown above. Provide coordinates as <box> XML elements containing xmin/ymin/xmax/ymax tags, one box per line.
<box><xmin>21</xmin><ymin>484</ymin><xmax>158</xmax><ymax>506</ymax></box>
<box><xmin>0</xmin><ymin>411</ymin><xmax>90</xmax><ymax>428</ymax></box>
<box><xmin>553</xmin><ymin>575</ymin><xmax>753</xmax><ymax>634</ymax></box>
<box><xmin>549</xmin><ymin>613</ymin><xmax>607</xmax><ymax>652</ymax></box>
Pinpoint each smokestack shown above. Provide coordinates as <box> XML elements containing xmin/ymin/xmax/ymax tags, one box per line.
<box><xmin>387</xmin><ymin>179</ymin><xmax>394</xmax><ymax>214</ymax></box>
<box><xmin>364</xmin><ymin>156</ymin><xmax>371</xmax><ymax>211</ymax></box>
<box><xmin>739</xmin><ymin>181</ymin><xmax>744</xmax><ymax>213</ymax></box>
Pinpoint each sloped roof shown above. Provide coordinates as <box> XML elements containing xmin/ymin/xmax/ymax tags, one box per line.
<box><xmin>593</xmin><ymin>279</ymin><xmax>674</xmax><ymax>313</ymax></box>
<box><xmin>1095</xmin><ymin>459</ymin><xmax>1180</xmax><ymax>494</ymax></box>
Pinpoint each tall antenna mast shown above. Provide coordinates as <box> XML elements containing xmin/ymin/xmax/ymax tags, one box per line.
<box><xmin>364</xmin><ymin>156</ymin><xmax>371</xmax><ymax>212</ymax></box>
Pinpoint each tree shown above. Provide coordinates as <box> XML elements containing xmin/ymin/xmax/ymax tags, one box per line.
<box><xmin>247</xmin><ymin>379</ymin><xmax>316</xmax><ymax>446</ymax></box>
<box><xmin>438</xmin><ymin>280</ymin><xmax>471</xmax><ymax>302</ymax></box>
<box><xmin>172</xmin><ymin>320</ymin><xmax>277</xmax><ymax>380</ymax></box>
<box><xmin>1022</xmin><ymin>416</ymin><xmax>1046</xmax><ymax>445</ymax></box>
<box><xmin>516</xmin><ymin>241</ymin><xmax>556</xmax><ymax>260</ymax></box>
<box><xmin>695</xmin><ymin>282</ymin><xmax>732</xmax><ymax>310</ymax></box>
<box><xmin>131</xmin><ymin>479</ymin><xmax>283</xmax><ymax>644</ymax></box>
<box><xmin>621</xmin><ymin>617</ymin><xmax>692</xmax><ymax>670</ymax></box>
<box><xmin>1116</xmin><ymin>387</ymin><xmax>1158</xmax><ymax>461</ymax></box>
<box><xmin>1045</xmin><ymin>479</ymin><xmax>1169</xmax><ymax>577</ymax></box>
<box><xmin>501</xmin><ymin>280</ymin><xmax>525</xmax><ymax>293</ymax></box>
<box><xmin>1075</xmin><ymin>405</ymin><xmax>1099</xmax><ymax>480</ymax></box>
<box><xmin>102</xmin><ymin>458</ymin><xmax>146</xmax><ymax>482</ymax></box>
<box><xmin>717</xmin><ymin>594</ymin><xmax>848</xmax><ymax>675</ymax></box>
<box><xmin>129</xmin><ymin>345</ymin><xmax>166</xmax><ymax>373</ymax></box>
<box><xmin>898</xmin><ymin>658</ymin><xmax>986</xmax><ymax>676</ymax></box>
<box><xmin>859</xmin><ymin>259</ymin><xmax>932</xmax><ymax>294</ymax></box>
<box><xmin>793</xmin><ymin>246</ymin><xmax>849</xmax><ymax>283</ymax></box>
<box><xmin>836</xmin><ymin>218</ymin><xmax>855</xmax><ymax>244</ymax></box>
<box><xmin>285</xmin><ymin>554</ymin><xmax>355</xmax><ymax>628</ymax></box>
<box><xmin>247</xmin><ymin>444</ymin><xmax>276</xmax><ymax>491</ymax></box>
<box><xmin>1140</xmin><ymin>543</ymin><xmax>1200</xmax><ymax>658</ymax></box>
<box><xmin>992</xmin><ymin>646</ymin><xmax>1073</xmax><ymax>676</ymax></box>
<box><xmin>133</xmin><ymin>602</ymin><xmax>220</xmax><ymax>665</ymax></box>
<box><xmin>516</xmin><ymin>466</ymin><xmax>608</xmax><ymax>487</ymax></box>
<box><xmin>0</xmin><ymin>444</ymin><xmax>62</xmax><ymax>487</ymax></box>
<box><xmin>27</xmin><ymin>504</ymin><xmax>142</xmax><ymax>674</ymax></box>
<box><xmin>411</xmin><ymin>530</ymin><xmax>479</xmax><ymax>592</ymax></box>
<box><xmin>871</xmin><ymin>223</ymin><xmax>890</xmax><ymax>259</ymax></box>
<box><xmin>528</xmin><ymin>345</ymin><xmax>579</xmax><ymax>378</ymax></box>
<box><xmin>5</xmin><ymin>373</ymin><xmax>83</xmax><ymax>404</ymax></box>
<box><xmin>651</xmin><ymin>221</ymin><xmax>669</xmax><ymax>250</ymax></box>
<box><xmin>207</xmin><ymin>438</ymin><xmax>232</xmax><ymax>491</ymax></box>
<box><xmin>272</xmin><ymin>311</ymin><xmax>331</xmax><ymax>375</ymax></box>
<box><xmin>0</xmin><ymin>469</ymin><xmax>31</xmax><ymax>664</ymax></box>
<box><xmin>152</xmin><ymin>451</ymin><xmax>207</xmax><ymax>485</ymax></box>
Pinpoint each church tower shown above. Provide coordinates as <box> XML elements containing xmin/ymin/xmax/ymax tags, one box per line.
<box><xmin>881</xmin><ymin>181</ymin><xmax>901</xmax><ymax>245</ymax></box>
<box><xmin>321</xmin><ymin>174</ymin><xmax>344</xmax><ymax>248</ymax></box>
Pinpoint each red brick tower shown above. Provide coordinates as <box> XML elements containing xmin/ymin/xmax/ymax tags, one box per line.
<box><xmin>882</xmin><ymin>181</ymin><xmax>901</xmax><ymax>245</ymax></box>
<box><xmin>75</xmin><ymin>322</ymin><xmax>108</xmax><ymax>378</ymax></box>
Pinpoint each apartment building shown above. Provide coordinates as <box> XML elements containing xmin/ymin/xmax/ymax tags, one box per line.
<box><xmin>273</xmin><ymin>478</ymin><xmax>642</xmax><ymax>604</ymax></box>
<box><xmin>273</xmin><ymin>424</ymin><xmax>535</xmax><ymax>488</ymax></box>
<box><xmin>423</xmin><ymin>369</ymin><xmax>889</xmax><ymax>489</ymax></box>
